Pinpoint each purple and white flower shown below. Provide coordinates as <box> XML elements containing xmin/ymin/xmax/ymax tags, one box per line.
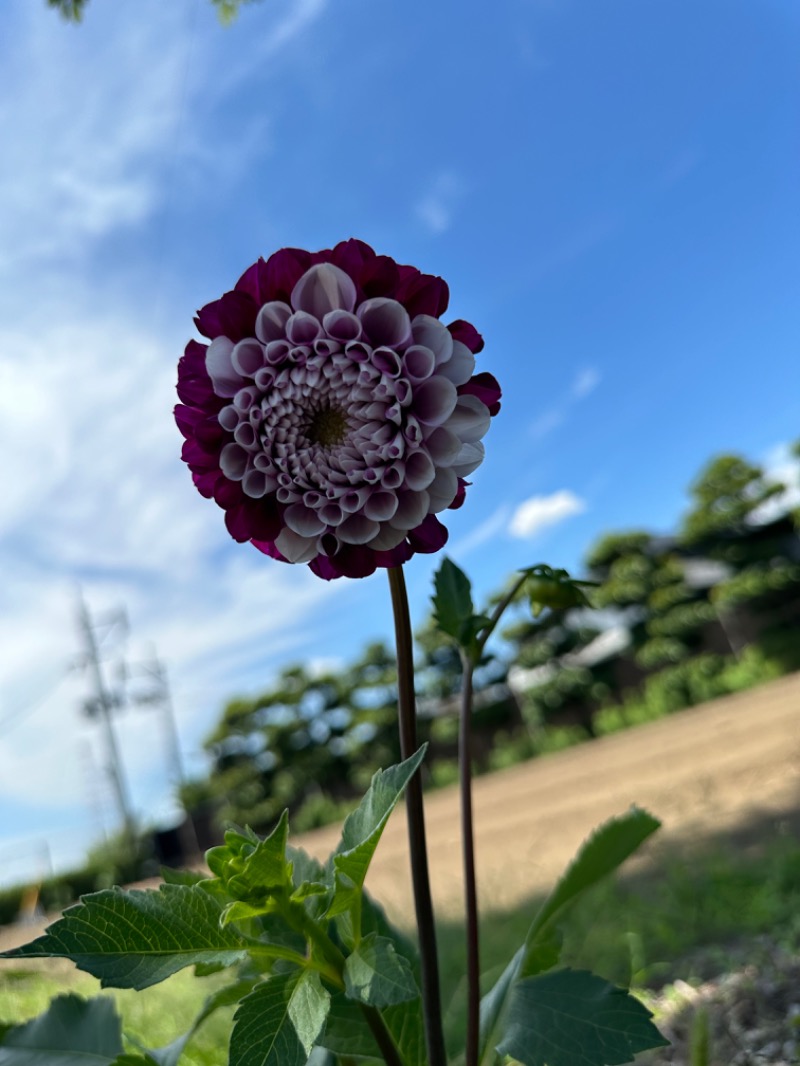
<box><xmin>175</xmin><ymin>240</ymin><xmax>501</xmax><ymax>579</ymax></box>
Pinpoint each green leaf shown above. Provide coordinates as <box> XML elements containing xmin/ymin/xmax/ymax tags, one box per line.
<box><xmin>287</xmin><ymin>971</ymin><xmax>330</xmax><ymax>1055</ymax></box>
<box><xmin>522</xmin><ymin>807</ymin><xmax>660</xmax><ymax>975</ymax></box>
<box><xmin>432</xmin><ymin>557</ymin><xmax>474</xmax><ymax>641</ymax></box>
<box><xmin>159</xmin><ymin>868</ymin><xmax>205</xmax><ymax>887</ymax></box>
<box><xmin>328</xmin><ymin>746</ymin><xmax>427</xmax><ymax>920</ymax></box>
<box><xmin>0</xmin><ymin>885</ymin><xmax>248</xmax><ymax>989</ymax></box>
<box><xmin>477</xmin><ymin>808</ymin><xmax>658</xmax><ymax>1063</ymax></box>
<box><xmin>235</xmin><ymin>812</ymin><xmax>292</xmax><ymax>895</ymax></box>
<box><xmin>0</xmin><ymin>994</ymin><xmax>123</xmax><ymax>1066</ymax></box>
<box><xmin>322</xmin><ymin>993</ymin><xmax>425</xmax><ymax>1066</ymax></box>
<box><xmin>230</xmin><ymin>975</ymin><xmax>306</xmax><ymax>1066</ymax></box>
<box><xmin>344</xmin><ymin>934</ymin><xmax>418</xmax><ymax>1007</ymax></box>
<box><xmin>496</xmin><ymin>969</ymin><xmax>668</xmax><ymax>1066</ymax></box>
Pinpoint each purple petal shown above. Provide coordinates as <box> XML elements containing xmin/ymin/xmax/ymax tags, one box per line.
<box><xmin>195</xmin><ymin>290</ymin><xmax>257</xmax><ymax>342</ymax></box>
<box><xmin>357</xmin><ymin>298</ymin><xmax>412</xmax><ymax>348</ymax></box>
<box><xmin>460</xmin><ymin>372</ymin><xmax>502</xmax><ymax>416</ymax></box>
<box><xmin>395</xmin><ymin>267</ymin><xmax>449</xmax><ymax>318</ymax></box>
<box><xmin>407</xmin><ymin>514</ymin><xmax>448</xmax><ymax>553</ymax></box>
<box><xmin>447</xmin><ymin>319</ymin><xmax>484</xmax><ymax>354</ymax></box>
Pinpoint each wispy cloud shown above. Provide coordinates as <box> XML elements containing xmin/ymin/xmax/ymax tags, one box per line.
<box><xmin>449</xmin><ymin>505</ymin><xmax>512</xmax><ymax>558</ymax></box>
<box><xmin>415</xmin><ymin>171</ymin><xmax>466</xmax><ymax>235</ymax></box>
<box><xmin>529</xmin><ymin>366</ymin><xmax>602</xmax><ymax>440</ymax></box>
<box><xmin>509</xmin><ymin>490</ymin><xmax>586</xmax><ymax>539</ymax></box>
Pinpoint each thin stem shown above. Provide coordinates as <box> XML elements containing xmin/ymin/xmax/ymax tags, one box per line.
<box><xmin>459</xmin><ymin>652</ymin><xmax>480</xmax><ymax>1066</ymax></box>
<box><xmin>387</xmin><ymin>566</ymin><xmax>447</xmax><ymax>1066</ymax></box>
<box><xmin>477</xmin><ymin>573</ymin><xmax>528</xmax><ymax>657</ymax></box>
<box><xmin>361</xmin><ymin>1004</ymin><xmax>407</xmax><ymax>1066</ymax></box>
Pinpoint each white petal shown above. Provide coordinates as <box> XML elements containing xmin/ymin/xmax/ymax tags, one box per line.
<box><xmin>230</xmin><ymin>339</ymin><xmax>265</xmax><ymax>378</ymax></box>
<box><xmin>220</xmin><ymin>442</ymin><xmax>248</xmax><ymax>481</ymax></box>
<box><xmin>427</xmin><ymin>466</ymin><xmax>459</xmax><ymax>513</ymax></box>
<box><xmin>218</xmin><ymin>405</ymin><xmax>239</xmax><ymax>432</ymax></box>
<box><xmin>410</xmin><ymin>375</ymin><xmax>458</xmax><ymax>426</ymax></box>
<box><xmin>411</xmin><ymin>315</ymin><xmax>453</xmax><ymax>365</ymax></box>
<box><xmin>323</xmin><ymin>309</ymin><xmax>362</xmax><ymax>342</ymax></box>
<box><xmin>389</xmin><ymin>489</ymin><xmax>430</xmax><ymax>530</ymax></box>
<box><xmin>364</xmin><ymin>490</ymin><xmax>399</xmax><ymax>522</ymax></box>
<box><xmin>292</xmin><ymin>263</ymin><xmax>357</xmax><ymax>317</ymax></box>
<box><xmin>438</xmin><ymin>340</ymin><xmax>475</xmax><ymax>386</ymax></box>
<box><xmin>284</xmin><ymin>503</ymin><xmax>326</xmax><ymax>537</ymax></box>
<box><xmin>445</xmin><ymin>394</ymin><xmax>491</xmax><ymax>443</ymax></box>
<box><xmin>206</xmin><ymin>337</ymin><xmax>245</xmax><ymax>398</ymax></box>
<box><xmin>403</xmin><ymin>345</ymin><xmax>436</xmax><ymax>382</ymax></box>
<box><xmin>367</xmin><ymin>524</ymin><xmax>408</xmax><ymax>551</ymax></box>
<box><xmin>275</xmin><ymin>528</ymin><xmax>320</xmax><ymax>563</ymax></box>
<box><xmin>358</xmin><ymin>298</ymin><xmax>412</xmax><ymax>348</ymax></box>
<box><xmin>286</xmin><ymin>311</ymin><xmax>322</xmax><ymax>344</ymax></box>
<box><xmin>242</xmin><ymin>469</ymin><xmax>270</xmax><ymax>498</ymax></box>
<box><xmin>451</xmin><ymin>441</ymin><xmax>485</xmax><ymax>477</ymax></box>
<box><xmin>338</xmin><ymin>513</ymin><xmax>380</xmax><ymax>544</ymax></box>
<box><xmin>255</xmin><ymin>301</ymin><xmax>292</xmax><ymax>343</ymax></box>
<box><xmin>425</xmin><ymin>426</ymin><xmax>462</xmax><ymax>466</ymax></box>
<box><xmin>404</xmin><ymin>450</ymin><xmax>436</xmax><ymax>491</ymax></box>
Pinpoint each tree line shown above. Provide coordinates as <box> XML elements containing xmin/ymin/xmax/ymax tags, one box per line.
<box><xmin>182</xmin><ymin>443</ymin><xmax>800</xmax><ymax>837</ymax></box>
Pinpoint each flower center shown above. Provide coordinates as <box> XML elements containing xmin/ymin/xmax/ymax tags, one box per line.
<box><xmin>305</xmin><ymin>403</ymin><xmax>349</xmax><ymax>447</ymax></box>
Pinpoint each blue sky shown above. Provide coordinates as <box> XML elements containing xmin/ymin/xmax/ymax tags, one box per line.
<box><xmin>0</xmin><ymin>0</ymin><xmax>797</xmax><ymax>885</ymax></box>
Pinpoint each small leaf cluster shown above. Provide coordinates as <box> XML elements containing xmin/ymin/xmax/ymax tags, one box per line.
<box><xmin>1</xmin><ymin>750</ymin><xmax>429</xmax><ymax>1066</ymax></box>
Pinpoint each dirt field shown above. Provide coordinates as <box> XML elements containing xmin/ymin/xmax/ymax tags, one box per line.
<box><xmin>1</xmin><ymin>672</ymin><xmax>798</xmax><ymax>951</ymax></box>
<box><xmin>296</xmin><ymin>671</ymin><xmax>800</xmax><ymax>923</ymax></box>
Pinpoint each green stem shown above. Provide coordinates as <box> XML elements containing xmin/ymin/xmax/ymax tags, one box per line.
<box><xmin>459</xmin><ymin>652</ymin><xmax>480</xmax><ymax>1066</ymax></box>
<box><xmin>387</xmin><ymin>566</ymin><xmax>447</xmax><ymax>1066</ymax></box>
<box><xmin>361</xmin><ymin>1004</ymin><xmax>407</xmax><ymax>1066</ymax></box>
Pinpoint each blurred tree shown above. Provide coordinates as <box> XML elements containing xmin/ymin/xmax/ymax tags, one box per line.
<box><xmin>47</xmin><ymin>0</ymin><xmax>260</xmax><ymax>21</ymax></box>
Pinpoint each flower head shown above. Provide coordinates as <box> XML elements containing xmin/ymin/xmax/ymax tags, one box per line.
<box><xmin>175</xmin><ymin>240</ymin><xmax>501</xmax><ymax>579</ymax></box>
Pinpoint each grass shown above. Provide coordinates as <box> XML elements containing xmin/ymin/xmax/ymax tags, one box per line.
<box><xmin>2</xmin><ymin>824</ymin><xmax>799</xmax><ymax>1062</ymax></box>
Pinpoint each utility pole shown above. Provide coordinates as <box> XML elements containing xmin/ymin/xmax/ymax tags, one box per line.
<box><xmin>76</xmin><ymin>594</ymin><xmax>136</xmax><ymax>847</ymax></box>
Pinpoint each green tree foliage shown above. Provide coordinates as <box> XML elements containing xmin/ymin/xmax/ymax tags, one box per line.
<box><xmin>47</xmin><ymin>0</ymin><xmax>260</xmax><ymax>21</ymax></box>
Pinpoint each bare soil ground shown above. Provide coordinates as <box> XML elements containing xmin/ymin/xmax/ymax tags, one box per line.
<box><xmin>1</xmin><ymin>672</ymin><xmax>798</xmax><ymax>953</ymax></box>
<box><xmin>296</xmin><ymin>671</ymin><xmax>800</xmax><ymax>924</ymax></box>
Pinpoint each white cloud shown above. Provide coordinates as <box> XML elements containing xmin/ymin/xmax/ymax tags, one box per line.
<box><xmin>571</xmin><ymin>367</ymin><xmax>601</xmax><ymax>400</ymax></box>
<box><xmin>509</xmin><ymin>490</ymin><xmax>586</xmax><ymax>539</ymax></box>
<box><xmin>449</xmin><ymin>505</ymin><xmax>512</xmax><ymax>558</ymax></box>
<box><xmin>415</xmin><ymin>171</ymin><xmax>466</xmax><ymax>235</ymax></box>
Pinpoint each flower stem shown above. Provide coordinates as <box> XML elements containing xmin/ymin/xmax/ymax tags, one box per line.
<box><xmin>459</xmin><ymin>652</ymin><xmax>480</xmax><ymax>1066</ymax></box>
<box><xmin>361</xmin><ymin>1005</ymin><xmax>407</xmax><ymax>1066</ymax></box>
<box><xmin>387</xmin><ymin>566</ymin><xmax>447</xmax><ymax>1066</ymax></box>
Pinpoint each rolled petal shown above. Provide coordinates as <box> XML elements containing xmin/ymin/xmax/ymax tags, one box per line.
<box><xmin>364</xmin><ymin>490</ymin><xmax>399</xmax><ymax>522</ymax></box>
<box><xmin>286</xmin><ymin>311</ymin><xmax>323</xmax><ymax>344</ymax></box>
<box><xmin>389</xmin><ymin>489</ymin><xmax>430</xmax><ymax>530</ymax></box>
<box><xmin>403</xmin><ymin>345</ymin><xmax>436</xmax><ymax>382</ymax></box>
<box><xmin>275</xmin><ymin>527</ymin><xmax>320</xmax><ymax>563</ymax></box>
<box><xmin>231</xmin><ymin>339</ymin><xmax>266</xmax><ymax>377</ymax></box>
<box><xmin>206</xmin><ymin>337</ymin><xmax>245</xmax><ymax>398</ymax></box>
<box><xmin>404</xmin><ymin>449</ymin><xmax>436</xmax><ymax>491</ymax></box>
<box><xmin>218</xmin><ymin>404</ymin><xmax>240</xmax><ymax>432</ymax></box>
<box><xmin>411</xmin><ymin>375</ymin><xmax>458</xmax><ymax>426</ymax></box>
<box><xmin>323</xmin><ymin>309</ymin><xmax>362</xmax><ymax>342</ymax></box>
<box><xmin>438</xmin><ymin>340</ymin><xmax>475</xmax><ymax>386</ymax></box>
<box><xmin>255</xmin><ymin>301</ymin><xmax>292</xmax><ymax>343</ymax></box>
<box><xmin>220</xmin><ymin>442</ymin><xmax>248</xmax><ymax>481</ymax></box>
<box><xmin>451</xmin><ymin>440</ymin><xmax>485</xmax><ymax>477</ymax></box>
<box><xmin>284</xmin><ymin>503</ymin><xmax>327</xmax><ymax>537</ymax></box>
<box><xmin>338</xmin><ymin>513</ymin><xmax>381</xmax><ymax>545</ymax></box>
<box><xmin>426</xmin><ymin>466</ymin><xmax>459</xmax><ymax>512</ymax></box>
<box><xmin>367</xmin><ymin>524</ymin><xmax>408</xmax><ymax>551</ymax></box>
<box><xmin>445</xmin><ymin>393</ymin><xmax>491</xmax><ymax>443</ymax></box>
<box><xmin>411</xmin><ymin>315</ymin><xmax>453</xmax><ymax>365</ymax></box>
<box><xmin>291</xmin><ymin>263</ymin><xmax>357</xmax><ymax>318</ymax></box>
<box><xmin>358</xmin><ymin>298</ymin><xmax>412</xmax><ymax>348</ymax></box>
<box><xmin>424</xmin><ymin>426</ymin><xmax>462</xmax><ymax>466</ymax></box>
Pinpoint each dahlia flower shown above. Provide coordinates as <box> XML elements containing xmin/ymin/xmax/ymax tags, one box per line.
<box><xmin>175</xmin><ymin>240</ymin><xmax>501</xmax><ymax>579</ymax></box>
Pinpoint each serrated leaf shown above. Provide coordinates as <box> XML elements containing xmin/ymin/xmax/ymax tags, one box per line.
<box><xmin>0</xmin><ymin>885</ymin><xmax>248</xmax><ymax>989</ymax></box>
<box><xmin>328</xmin><ymin>746</ymin><xmax>427</xmax><ymax>919</ymax></box>
<box><xmin>159</xmin><ymin>868</ymin><xmax>205</xmax><ymax>887</ymax></box>
<box><xmin>287</xmin><ymin>971</ymin><xmax>330</xmax><ymax>1055</ymax></box>
<box><xmin>234</xmin><ymin>812</ymin><xmax>292</xmax><ymax>895</ymax></box>
<box><xmin>321</xmin><ymin>993</ymin><xmax>425</xmax><ymax>1066</ymax></box>
<box><xmin>344</xmin><ymin>934</ymin><xmax>418</xmax><ymax>1007</ymax></box>
<box><xmin>522</xmin><ymin>807</ymin><xmax>660</xmax><ymax>975</ymax></box>
<box><xmin>230</xmin><ymin>975</ymin><xmax>305</xmax><ymax>1066</ymax></box>
<box><xmin>432</xmin><ymin>557</ymin><xmax>474</xmax><ymax>641</ymax></box>
<box><xmin>496</xmin><ymin>970</ymin><xmax>668</xmax><ymax>1066</ymax></box>
<box><xmin>0</xmin><ymin>994</ymin><xmax>122</xmax><ymax>1066</ymax></box>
